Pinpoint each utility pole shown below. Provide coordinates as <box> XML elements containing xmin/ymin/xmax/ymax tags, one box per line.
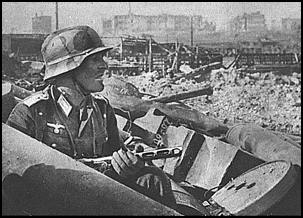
<box><xmin>148</xmin><ymin>36</ymin><xmax>153</xmax><ymax>72</ymax></box>
<box><xmin>190</xmin><ymin>16</ymin><xmax>194</xmax><ymax>47</ymax></box>
<box><xmin>128</xmin><ymin>2</ymin><xmax>133</xmax><ymax>33</ymax></box>
<box><xmin>128</xmin><ymin>2</ymin><xmax>132</xmax><ymax>15</ymax></box>
<box><xmin>55</xmin><ymin>2</ymin><xmax>59</xmax><ymax>30</ymax></box>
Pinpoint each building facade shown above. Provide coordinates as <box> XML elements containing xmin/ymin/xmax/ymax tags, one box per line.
<box><xmin>103</xmin><ymin>13</ymin><xmax>216</xmax><ymax>36</ymax></box>
<box><xmin>32</xmin><ymin>13</ymin><xmax>52</xmax><ymax>34</ymax></box>
<box><xmin>229</xmin><ymin>11</ymin><xmax>267</xmax><ymax>33</ymax></box>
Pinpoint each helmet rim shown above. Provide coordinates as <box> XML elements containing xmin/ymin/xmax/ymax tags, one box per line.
<box><xmin>43</xmin><ymin>46</ymin><xmax>113</xmax><ymax>81</ymax></box>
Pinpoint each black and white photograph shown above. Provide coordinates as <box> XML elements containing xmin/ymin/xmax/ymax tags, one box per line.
<box><xmin>2</xmin><ymin>2</ymin><xmax>301</xmax><ymax>215</ymax></box>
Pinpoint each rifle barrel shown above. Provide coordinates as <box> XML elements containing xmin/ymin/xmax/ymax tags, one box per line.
<box><xmin>150</xmin><ymin>86</ymin><xmax>212</xmax><ymax>103</ymax></box>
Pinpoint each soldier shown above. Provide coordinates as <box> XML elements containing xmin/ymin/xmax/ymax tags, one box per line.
<box><xmin>6</xmin><ymin>25</ymin><xmax>176</xmax><ymax>209</ymax></box>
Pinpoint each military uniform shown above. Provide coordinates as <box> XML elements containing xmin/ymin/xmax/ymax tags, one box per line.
<box><xmin>7</xmin><ymin>85</ymin><xmax>121</xmax><ymax>158</ymax></box>
<box><xmin>5</xmin><ymin>25</ymin><xmax>179</xmax><ymax>213</ymax></box>
<box><xmin>6</xmin><ymin>85</ymin><xmax>177</xmax><ymax>209</ymax></box>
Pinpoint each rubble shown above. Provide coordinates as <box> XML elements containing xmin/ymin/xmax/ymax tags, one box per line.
<box><xmin>2</xmin><ymin>52</ymin><xmax>45</xmax><ymax>91</ymax></box>
<box><xmin>125</xmin><ymin>67</ymin><xmax>301</xmax><ymax>136</ymax></box>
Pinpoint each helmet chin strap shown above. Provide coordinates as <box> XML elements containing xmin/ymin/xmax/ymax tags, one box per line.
<box><xmin>70</xmin><ymin>75</ymin><xmax>92</xmax><ymax>109</ymax></box>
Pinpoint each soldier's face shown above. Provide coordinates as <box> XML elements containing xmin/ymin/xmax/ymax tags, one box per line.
<box><xmin>75</xmin><ymin>52</ymin><xmax>108</xmax><ymax>92</ymax></box>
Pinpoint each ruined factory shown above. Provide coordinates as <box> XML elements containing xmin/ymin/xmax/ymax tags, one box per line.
<box><xmin>2</xmin><ymin>2</ymin><xmax>301</xmax><ymax>216</ymax></box>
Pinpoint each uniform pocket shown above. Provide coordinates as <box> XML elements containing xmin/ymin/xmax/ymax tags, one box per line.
<box><xmin>43</xmin><ymin>128</ymin><xmax>71</xmax><ymax>155</ymax></box>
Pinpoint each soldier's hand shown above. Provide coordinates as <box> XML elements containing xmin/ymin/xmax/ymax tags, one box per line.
<box><xmin>111</xmin><ymin>148</ymin><xmax>144</xmax><ymax>178</ymax></box>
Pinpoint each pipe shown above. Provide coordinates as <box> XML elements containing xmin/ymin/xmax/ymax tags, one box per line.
<box><xmin>149</xmin><ymin>85</ymin><xmax>213</xmax><ymax>103</ymax></box>
<box><xmin>2</xmin><ymin>123</ymin><xmax>181</xmax><ymax>215</ymax></box>
<box><xmin>225</xmin><ymin>123</ymin><xmax>301</xmax><ymax>166</ymax></box>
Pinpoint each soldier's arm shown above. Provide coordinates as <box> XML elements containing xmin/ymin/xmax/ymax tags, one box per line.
<box><xmin>6</xmin><ymin>103</ymin><xmax>36</xmax><ymax>139</ymax></box>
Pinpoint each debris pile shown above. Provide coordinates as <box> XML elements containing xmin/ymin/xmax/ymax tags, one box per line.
<box><xmin>125</xmin><ymin>70</ymin><xmax>210</xmax><ymax>98</ymax></box>
<box><xmin>2</xmin><ymin>51</ymin><xmax>26</xmax><ymax>79</ymax></box>
<box><xmin>125</xmin><ymin>68</ymin><xmax>301</xmax><ymax>136</ymax></box>
<box><xmin>2</xmin><ymin>52</ymin><xmax>45</xmax><ymax>91</ymax></box>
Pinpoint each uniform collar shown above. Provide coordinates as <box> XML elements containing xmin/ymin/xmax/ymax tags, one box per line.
<box><xmin>55</xmin><ymin>85</ymin><xmax>92</xmax><ymax>110</ymax></box>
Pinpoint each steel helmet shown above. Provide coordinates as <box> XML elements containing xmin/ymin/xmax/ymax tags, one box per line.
<box><xmin>41</xmin><ymin>25</ymin><xmax>112</xmax><ymax>81</ymax></box>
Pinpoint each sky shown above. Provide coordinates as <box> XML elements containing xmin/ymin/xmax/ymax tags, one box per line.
<box><xmin>2</xmin><ymin>2</ymin><xmax>301</xmax><ymax>33</ymax></box>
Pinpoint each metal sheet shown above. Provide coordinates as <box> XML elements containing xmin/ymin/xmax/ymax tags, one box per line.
<box><xmin>185</xmin><ymin>136</ymin><xmax>239</xmax><ymax>190</ymax></box>
<box><xmin>2</xmin><ymin>123</ymin><xmax>181</xmax><ymax>215</ymax></box>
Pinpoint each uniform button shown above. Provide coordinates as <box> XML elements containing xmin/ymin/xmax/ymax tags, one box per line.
<box><xmin>38</xmin><ymin>112</ymin><xmax>43</xmax><ymax>116</ymax></box>
<box><xmin>51</xmin><ymin>143</ymin><xmax>57</xmax><ymax>148</ymax></box>
<box><xmin>105</xmin><ymin>137</ymin><xmax>108</xmax><ymax>141</ymax></box>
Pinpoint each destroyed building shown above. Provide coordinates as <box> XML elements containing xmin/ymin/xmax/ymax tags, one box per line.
<box><xmin>282</xmin><ymin>18</ymin><xmax>301</xmax><ymax>33</ymax></box>
<box><xmin>2</xmin><ymin>33</ymin><xmax>46</xmax><ymax>61</ymax></box>
<box><xmin>102</xmin><ymin>13</ymin><xmax>216</xmax><ymax>36</ymax></box>
<box><xmin>229</xmin><ymin>11</ymin><xmax>267</xmax><ymax>33</ymax></box>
